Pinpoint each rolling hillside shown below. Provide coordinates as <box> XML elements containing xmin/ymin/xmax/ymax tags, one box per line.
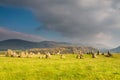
<box><xmin>0</xmin><ymin>39</ymin><xmax>72</xmax><ymax>50</ymax></box>
<box><xmin>110</xmin><ymin>46</ymin><xmax>120</xmax><ymax>52</ymax></box>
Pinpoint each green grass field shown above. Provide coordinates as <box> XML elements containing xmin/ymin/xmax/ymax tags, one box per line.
<box><xmin>0</xmin><ymin>53</ymin><xmax>120</xmax><ymax>80</ymax></box>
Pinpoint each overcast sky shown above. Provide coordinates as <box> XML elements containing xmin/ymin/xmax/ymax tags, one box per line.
<box><xmin>0</xmin><ymin>0</ymin><xmax>120</xmax><ymax>48</ymax></box>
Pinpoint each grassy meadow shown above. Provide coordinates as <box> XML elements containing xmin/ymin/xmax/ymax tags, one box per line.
<box><xmin>0</xmin><ymin>53</ymin><xmax>120</xmax><ymax>80</ymax></box>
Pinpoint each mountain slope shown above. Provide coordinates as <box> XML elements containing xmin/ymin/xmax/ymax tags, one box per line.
<box><xmin>0</xmin><ymin>39</ymin><xmax>37</xmax><ymax>50</ymax></box>
<box><xmin>110</xmin><ymin>46</ymin><xmax>120</xmax><ymax>52</ymax></box>
<box><xmin>0</xmin><ymin>39</ymin><xmax>71</xmax><ymax>50</ymax></box>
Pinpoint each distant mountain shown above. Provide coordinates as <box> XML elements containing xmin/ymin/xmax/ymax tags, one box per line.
<box><xmin>0</xmin><ymin>39</ymin><xmax>72</xmax><ymax>51</ymax></box>
<box><xmin>83</xmin><ymin>43</ymin><xmax>111</xmax><ymax>50</ymax></box>
<box><xmin>110</xmin><ymin>46</ymin><xmax>120</xmax><ymax>53</ymax></box>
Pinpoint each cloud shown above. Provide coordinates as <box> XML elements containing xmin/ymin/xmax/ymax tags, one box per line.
<box><xmin>0</xmin><ymin>27</ymin><xmax>45</xmax><ymax>42</ymax></box>
<box><xmin>0</xmin><ymin>0</ymin><xmax>120</xmax><ymax>47</ymax></box>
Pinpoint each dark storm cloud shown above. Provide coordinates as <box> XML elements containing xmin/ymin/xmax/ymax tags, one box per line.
<box><xmin>0</xmin><ymin>0</ymin><xmax>120</xmax><ymax>47</ymax></box>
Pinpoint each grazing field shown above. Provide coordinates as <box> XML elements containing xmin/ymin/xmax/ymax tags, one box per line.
<box><xmin>0</xmin><ymin>53</ymin><xmax>120</xmax><ymax>80</ymax></box>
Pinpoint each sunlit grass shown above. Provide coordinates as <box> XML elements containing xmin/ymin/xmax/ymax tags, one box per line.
<box><xmin>0</xmin><ymin>53</ymin><xmax>120</xmax><ymax>80</ymax></box>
